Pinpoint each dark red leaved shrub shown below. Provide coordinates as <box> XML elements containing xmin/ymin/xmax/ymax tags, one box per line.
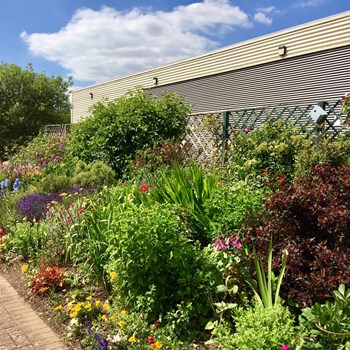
<box><xmin>245</xmin><ymin>163</ymin><xmax>350</xmax><ymax>307</ymax></box>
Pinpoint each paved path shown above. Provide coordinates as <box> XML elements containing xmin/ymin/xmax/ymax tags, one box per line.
<box><xmin>0</xmin><ymin>274</ymin><xmax>68</xmax><ymax>350</ymax></box>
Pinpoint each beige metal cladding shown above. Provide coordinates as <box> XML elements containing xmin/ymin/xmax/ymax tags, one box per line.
<box><xmin>152</xmin><ymin>44</ymin><xmax>350</xmax><ymax>113</ymax></box>
<box><xmin>71</xmin><ymin>10</ymin><xmax>350</xmax><ymax>123</ymax></box>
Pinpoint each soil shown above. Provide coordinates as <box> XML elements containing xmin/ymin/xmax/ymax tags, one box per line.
<box><xmin>0</xmin><ymin>258</ymin><xmax>81</xmax><ymax>349</ymax></box>
<box><xmin>0</xmin><ymin>258</ymin><xmax>217</xmax><ymax>350</ymax></box>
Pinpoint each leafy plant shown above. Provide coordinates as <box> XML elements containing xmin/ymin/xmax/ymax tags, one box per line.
<box><xmin>35</xmin><ymin>174</ymin><xmax>72</xmax><ymax>194</ymax></box>
<box><xmin>299</xmin><ymin>284</ymin><xmax>350</xmax><ymax>349</ymax></box>
<box><xmin>5</xmin><ymin>221</ymin><xmax>49</xmax><ymax>262</ymax></box>
<box><xmin>227</xmin><ymin>118</ymin><xmax>308</xmax><ymax>180</ymax></box>
<box><xmin>72</xmin><ymin>160</ymin><xmax>116</xmax><ymax>188</ymax></box>
<box><xmin>246</xmin><ymin>238</ymin><xmax>288</xmax><ymax>309</ymax></box>
<box><xmin>245</xmin><ymin>163</ymin><xmax>350</xmax><ymax>306</ymax></box>
<box><xmin>147</xmin><ymin>163</ymin><xmax>219</xmax><ymax>246</ymax></box>
<box><xmin>106</xmin><ymin>201</ymin><xmax>222</xmax><ymax>320</ymax></box>
<box><xmin>31</xmin><ymin>263</ymin><xmax>65</xmax><ymax>295</ymax></box>
<box><xmin>294</xmin><ymin>135</ymin><xmax>350</xmax><ymax>179</ymax></box>
<box><xmin>209</xmin><ymin>299</ymin><xmax>297</xmax><ymax>350</ymax></box>
<box><xmin>65</xmin><ymin>88</ymin><xmax>191</xmax><ymax>177</ymax></box>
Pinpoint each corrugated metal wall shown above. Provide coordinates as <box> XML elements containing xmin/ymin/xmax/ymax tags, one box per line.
<box><xmin>71</xmin><ymin>11</ymin><xmax>350</xmax><ymax>122</ymax></box>
<box><xmin>151</xmin><ymin>45</ymin><xmax>350</xmax><ymax>113</ymax></box>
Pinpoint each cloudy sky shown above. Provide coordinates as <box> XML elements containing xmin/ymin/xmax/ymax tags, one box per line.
<box><xmin>1</xmin><ymin>0</ymin><xmax>349</xmax><ymax>87</ymax></box>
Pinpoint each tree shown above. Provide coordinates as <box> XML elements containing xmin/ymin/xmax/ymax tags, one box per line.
<box><xmin>0</xmin><ymin>63</ymin><xmax>71</xmax><ymax>159</ymax></box>
<box><xmin>65</xmin><ymin>87</ymin><xmax>192</xmax><ymax>177</ymax></box>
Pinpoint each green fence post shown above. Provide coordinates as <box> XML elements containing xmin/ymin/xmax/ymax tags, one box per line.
<box><xmin>316</xmin><ymin>101</ymin><xmax>328</xmax><ymax>138</ymax></box>
<box><xmin>221</xmin><ymin>111</ymin><xmax>230</xmax><ymax>166</ymax></box>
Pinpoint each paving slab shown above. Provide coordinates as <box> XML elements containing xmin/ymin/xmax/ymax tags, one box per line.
<box><xmin>0</xmin><ymin>274</ymin><xmax>68</xmax><ymax>350</ymax></box>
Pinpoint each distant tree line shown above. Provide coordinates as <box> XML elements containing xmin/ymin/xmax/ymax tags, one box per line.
<box><xmin>0</xmin><ymin>63</ymin><xmax>71</xmax><ymax>159</ymax></box>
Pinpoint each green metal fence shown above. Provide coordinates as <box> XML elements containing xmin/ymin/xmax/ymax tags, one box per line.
<box><xmin>185</xmin><ymin>99</ymin><xmax>349</xmax><ymax>165</ymax></box>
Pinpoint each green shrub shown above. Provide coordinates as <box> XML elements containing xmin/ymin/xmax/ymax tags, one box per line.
<box><xmin>211</xmin><ymin>300</ymin><xmax>297</xmax><ymax>350</ymax></box>
<box><xmin>65</xmin><ymin>88</ymin><xmax>191</xmax><ymax>177</ymax></box>
<box><xmin>294</xmin><ymin>135</ymin><xmax>350</xmax><ymax>179</ymax></box>
<box><xmin>6</xmin><ymin>221</ymin><xmax>48</xmax><ymax>262</ymax></box>
<box><xmin>0</xmin><ymin>191</ymin><xmax>23</xmax><ymax>232</ymax></box>
<box><xmin>227</xmin><ymin>119</ymin><xmax>308</xmax><ymax>180</ymax></box>
<box><xmin>72</xmin><ymin>160</ymin><xmax>115</xmax><ymax>188</ymax></box>
<box><xmin>106</xmin><ymin>201</ymin><xmax>222</xmax><ymax>320</ymax></box>
<box><xmin>299</xmin><ymin>284</ymin><xmax>350</xmax><ymax>349</ymax></box>
<box><xmin>210</xmin><ymin>180</ymin><xmax>266</xmax><ymax>238</ymax></box>
<box><xmin>35</xmin><ymin>174</ymin><xmax>72</xmax><ymax>194</ymax></box>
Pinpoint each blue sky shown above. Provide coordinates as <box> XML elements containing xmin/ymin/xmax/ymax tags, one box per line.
<box><xmin>1</xmin><ymin>0</ymin><xmax>349</xmax><ymax>88</ymax></box>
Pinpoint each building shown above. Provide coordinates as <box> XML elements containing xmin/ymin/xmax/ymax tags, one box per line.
<box><xmin>71</xmin><ymin>10</ymin><xmax>350</xmax><ymax>124</ymax></box>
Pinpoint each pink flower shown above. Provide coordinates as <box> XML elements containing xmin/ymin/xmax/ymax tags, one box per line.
<box><xmin>280</xmin><ymin>345</ymin><xmax>290</xmax><ymax>350</ymax></box>
<box><xmin>147</xmin><ymin>336</ymin><xmax>155</xmax><ymax>344</ymax></box>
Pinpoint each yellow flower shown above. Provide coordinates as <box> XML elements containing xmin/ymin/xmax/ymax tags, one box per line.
<box><xmin>54</xmin><ymin>305</ymin><xmax>63</xmax><ymax>311</ymax></box>
<box><xmin>110</xmin><ymin>315</ymin><xmax>115</xmax><ymax>320</ymax></box>
<box><xmin>86</xmin><ymin>295</ymin><xmax>92</xmax><ymax>301</ymax></box>
<box><xmin>109</xmin><ymin>271</ymin><xmax>117</xmax><ymax>280</ymax></box>
<box><xmin>95</xmin><ymin>300</ymin><xmax>101</xmax><ymax>307</ymax></box>
<box><xmin>102</xmin><ymin>304</ymin><xmax>110</xmax><ymax>311</ymax></box>
<box><xmin>101</xmin><ymin>314</ymin><xmax>107</xmax><ymax>321</ymax></box>
<box><xmin>21</xmin><ymin>263</ymin><xmax>29</xmax><ymax>273</ymax></box>
<box><xmin>151</xmin><ymin>341</ymin><xmax>163</xmax><ymax>349</ymax></box>
<box><xmin>120</xmin><ymin>309</ymin><xmax>127</xmax><ymax>316</ymax></box>
<box><xmin>59</xmin><ymin>192</ymin><xmax>68</xmax><ymax>197</ymax></box>
<box><xmin>128</xmin><ymin>335</ymin><xmax>137</xmax><ymax>343</ymax></box>
<box><xmin>118</xmin><ymin>320</ymin><xmax>126</xmax><ymax>328</ymax></box>
<box><xmin>70</xmin><ymin>311</ymin><xmax>78</xmax><ymax>318</ymax></box>
<box><xmin>84</xmin><ymin>303</ymin><xmax>92</xmax><ymax>310</ymax></box>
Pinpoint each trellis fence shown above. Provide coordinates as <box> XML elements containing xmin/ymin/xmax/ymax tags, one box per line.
<box><xmin>44</xmin><ymin>99</ymin><xmax>348</xmax><ymax>166</ymax></box>
<box><xmin>185</xmin><ymin>99</ymin><xmax>349</xmax><ymax>165</ymax></box>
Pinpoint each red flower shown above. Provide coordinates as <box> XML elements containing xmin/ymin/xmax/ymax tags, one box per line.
<box><xmin>153</xmin><ymin>321</ymin><xmax>160</xmax><ymax>328</ymax></box>
<box><xmin>0</xmin><ymin>228</ymin><xmax>5</xmax><ymax>236</ymax></box>
<box><xmin>139</xmin><ymin>183</ymin><xmax>149</xmax><ymax>191</ymax></box>
<box><xmin>147</xmin><ymin>336</ymin><xmax>155</xmax><ymax>344</ymax></box>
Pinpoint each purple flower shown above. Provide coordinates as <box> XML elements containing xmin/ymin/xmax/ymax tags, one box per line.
<box><xmin>16</xmin><ymin>193</ymin><xmax>61</xmax><ymax>222</ymax></box>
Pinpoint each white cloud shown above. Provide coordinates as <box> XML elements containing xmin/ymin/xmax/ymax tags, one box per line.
<box><xmin>20</xmin><ymin>1</ymin><xmax>250</xmax><ymax>83</ymax></box>
<box><xmin>254</xmin><ymin>12</ymin><xmax>273</xmax><ymax>25</ymax></box>
<box><xmin>256</xmin><ymin>6</ymin><xmax>276</xmax><ymax>14</ymax></box>
<box><xmin>294</xmin><ymin>0</ymin><xmax>326</xmax><ymax>7</ymax></box>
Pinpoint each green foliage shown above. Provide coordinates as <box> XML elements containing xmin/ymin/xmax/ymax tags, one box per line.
<box><xmin>146</xmin><ymin>164</ymin><xmax>219</xmax><ymax>246</ymax></box>
<box><xmin>227</xmin><ymin>119</ymin><xmax>308</xmax><ymax>180</ymax></box>
<box><xmin>65</xmin><ymin>88</ymin><xmax>191</xmax><ymax>177</ymax></box>
<box><xmin>294</xmin><ymin>135</ymin><xmax>350</xmax><ymax>179</ymax></box>
<box><xmin>64</xmin><ymin>185</ymin><xmax>136</xmax><ymax>290</ymax></box>
<box><xmin>71</xmin><ymin>160</ymin><xmax>116</xmax><ymax>188</ymax></box>
<box><xmin>130</xmin><ymin>140</ymin><xmax>191</xmax><ymax>181</ymax></box>
<box><xmin>0</xmin><ymin>191</ymin><xmax>23</xmax><ymax>232</ymax></box>
<box><xmin>106</xmin><ymin>201</ymin><xmax>222</xmax><ymax>320</ymax></box>
<box><xmin>299</xmin><ymin>284</ymin><xmax>350</xmax><ymax>349</ymax></box>
<box><xmin>5</xmin><ymin>221</ymin><xmax>48</xmax><ymax>262</ymax></box>
<box><xmin>35</xmin><ymin>174</ymin><xmax>72</xmax><ymax>194</ymax></box>
<box><xmin>247</xmin><ymin>238</ymin><xmax>288</xmax><ymax>309</ymax></box>
<box><xmin>211</xmin><ymin>300</ymin><xmax>297</xmax><ymax>350</ymax></box>
<box><xmin>0</xmin><ymin>63</ymin><xmax>71</xmax><ymax>159</ymax></box>
<box><xmin>210</xmin><ymin>180</ymin><xmax>266</xmax><ymax>237</ymax></box>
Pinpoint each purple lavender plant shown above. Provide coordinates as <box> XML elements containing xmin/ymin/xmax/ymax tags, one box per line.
<box><xmin>16</xmin><ymin>193</ymin><xmax>61</xmax><ymax>222</ymax></box>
